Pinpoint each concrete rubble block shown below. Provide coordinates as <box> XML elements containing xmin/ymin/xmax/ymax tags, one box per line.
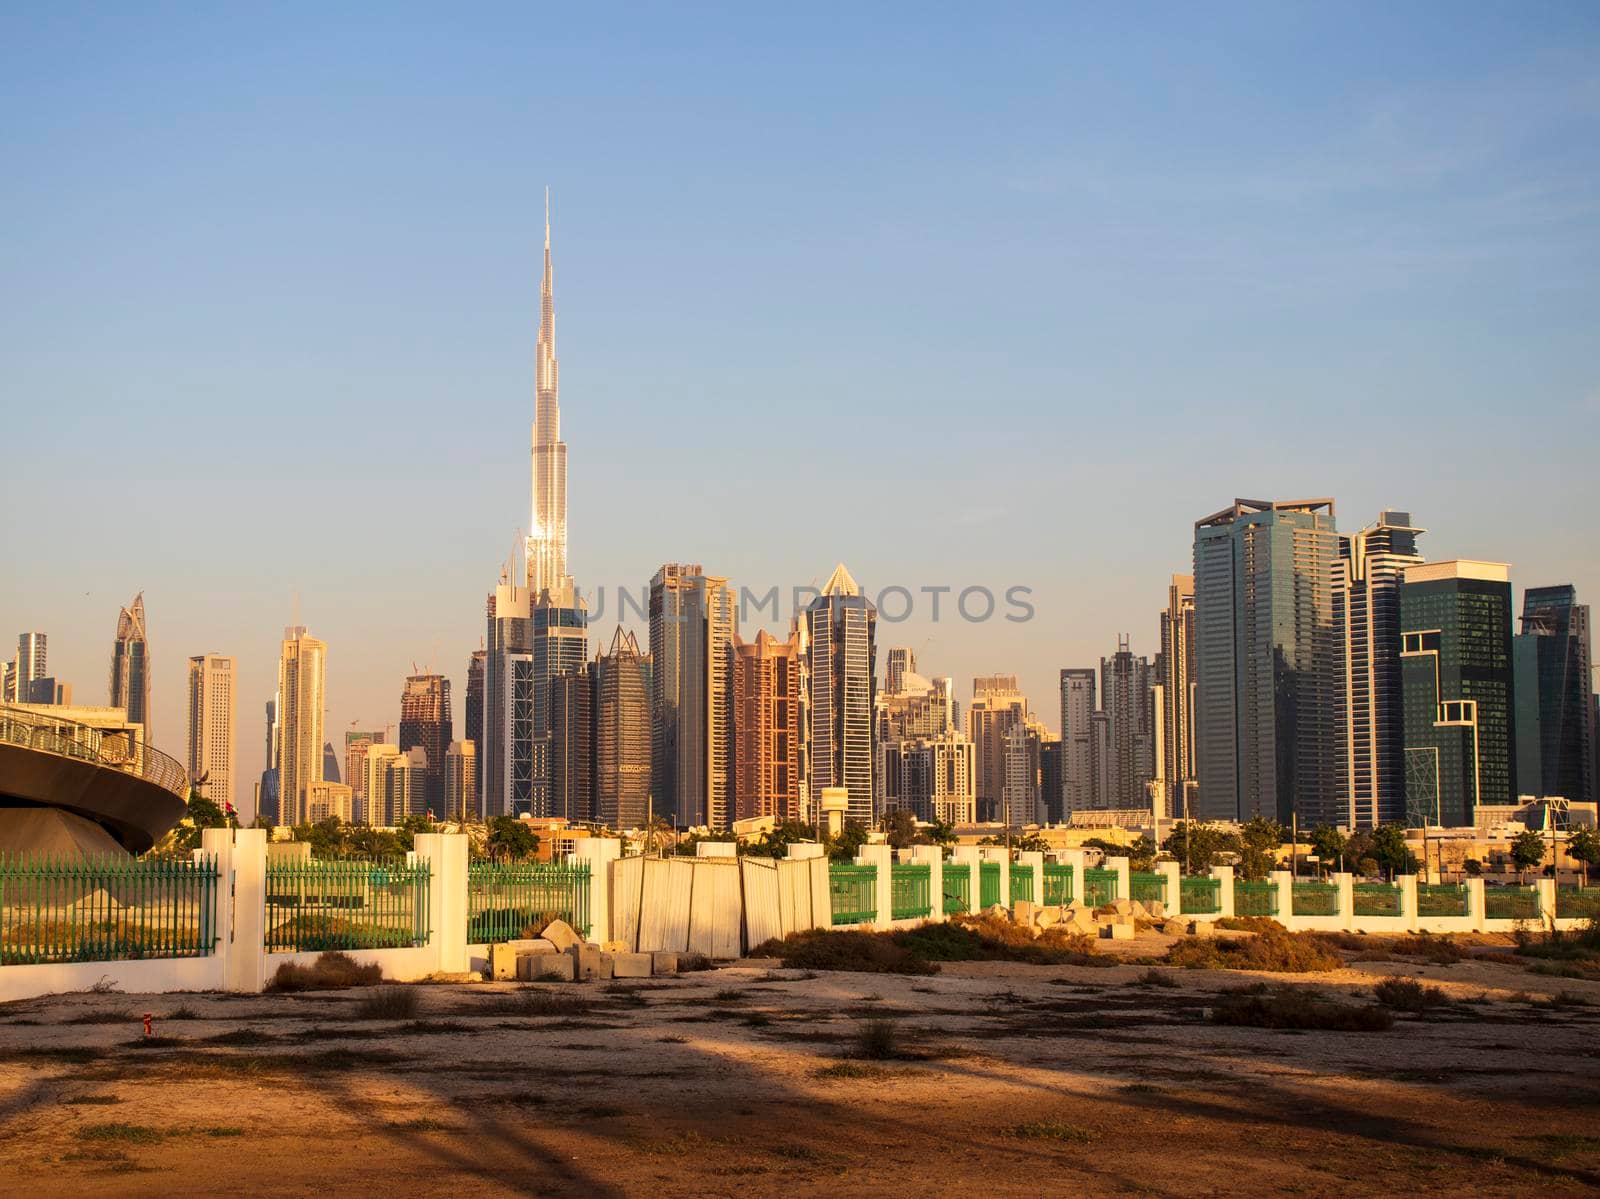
<box><xmin>650</xmin><ymin>951</ymin><xmax>679</xmax><ymax>975</ymax></box>
<box><xmin>1147</xmin><ymin>900</ymin><xmax>1166</xmax><ymax>920</ymax></box>
<box><xmin>611</xmin><ymin>951</ymin><xmax>652</xmax><ymax>979</ymax></box>
<box><xmin>570</xmin><ymin>943</ymin><xmax>615</xmax><ymax>981</ymax></box>
<box><xmin>1160</xmin><ymin>918</ymin><xmax>1191</xmax><ymax>936</ymax></box>
<box><xmin>1101</xmin><ymin>922</ymin><xmax>1135</xmax><ymax>941</ymax></box>
<box><xmin>1012</xmin><ymin>900</ymin><xmax>1035</xmax><ymax>926</ymax></box>
<box><xmin>517</xmin><ymin>952</ymin><xmax>576</xmax><ymax>982</ymax></box>
<box><xmin>1064</xmin><ymin>900</ymin><xmax>1084</xmax><ymax>915</ymax></box>
<box><xmin>1114</xmin><ymin>899</ymin><xmax>1135</xmax><ymax>917</ymax></box>
<box><xmin>1035</xmin><ymin>906</ymin><xmax>1060</xmax><ymax>929</ymax></box>
<box><xmin>1192</xmin><ymin>919</ymin><xmax>1215</xmax><ymax>938</ymax></box>
<box><xmin>602</xmin><ymin>940</ymin><xmax>629</xmax><ymax>954</ymax></box>
<box><xmin>540</xmin><ymin>919</ymin><xmax>582</xmax><ymax>953</ymax></box>
<box><xmin>490</xmin><ymin>943</ymin><xmax>520</xmax><ymax>981</ymax></box>
<box><xmin>1130</xmin><ymin>901</ymin><xmax>1148</xmax><ymax>921</ymax></box>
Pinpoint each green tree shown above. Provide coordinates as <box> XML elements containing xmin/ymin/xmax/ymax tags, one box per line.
<box><xmin>1567</xmin><ymin>826</ymin><xmax>1600</xmax><ymax>886</ymax></box>
<box><xmin>486</xmin><ymin>816</ymin><xmax>540</xmax><ymax>863</ymax></box>
<box><xmin>1509</xmin><ymin>828</ymin><xmax>1546</xmax><ymax>883</ymax></box>
<box><xmin>1308</xmin><ymin>823</ymin><xmax>1347</xmax><ymax>877</ymax></box>
<box><xmin>1235</xmin><ymin>816</ymin><xmax>1286</xmax><ymax>881</ymax></box>
<box><xmin>347</xmin><ymin>826</ymin><xmax>404</xmax><ymax>859</ymax></box>
<box><xmin>747</xmin><ymin>820</ymin><xmax>818</xmax><ymax>859</ymax></box>
<box><xmin>880</xmin><ymin>809</ymin><xmax>918</xmax><ymax>850</ymax></box>
<box><xmin>291</xmin><ymin>816</ymin><xmax>345</xmax><ymax>858</ymax></box>
<box><xmin>1014</xmin><ymin>832</ymin><xmax>1051</xmax><ymax>855</ymax></box>
<box><xmin>924</xmin><ymin>818</ymin><xmax>958</xmax><ymax>848</ymax></box>
<box><xmin>1163</xmin><ymin>821</ymin><xmax>1232</xmax><ymax>873</ymax></box>
<box><xmin>1369</xmin><ymin>823</ymin><xmax>1419</xmax><ymax>880</ymax></box>
<box><xmin>827</xmin><ymin>819</ymin><xmax>869</xmax><ymax>862</ymax></box>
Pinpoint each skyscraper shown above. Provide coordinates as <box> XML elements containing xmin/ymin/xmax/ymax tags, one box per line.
<box><xmin>364</xmin><ymin>743</ymin><xmax>415</xmax><ymax>827</ymax></box>
<box><xmin>594</xmin><ymin>628</ymin><xmax>652</xmax><ymax>830</ymax></box>
<box><xmin>276</xmin><ymin>626</ymin><xmax>327</xmax><ymax>827</ymax></box>
<box><xmin>1338</xmin><ymin>511</ymin><xmax>1426</xmax><ymax>827</ymax></box>
<box><xmin>1059</xmin><ymin>668</ymin><xmax>1097</xmax><ymax>813</ymax></box>
<box><xmin>806</xmin><ymin>563</ymin><xmax>876</xmax><ymax>825</ymax></box>
<box><xmin>322</xmin><ymin>742</ymin><xmax>341</xmax><ymax>783</ymax></box>
<box><xmin>399</xmin><ymin>674</ymin><xmax>452</xmax><ymax>818</ymax></box>
<box><xmin>527</xmin><ymin>190</ymin><xmax>567</xmax><ymax>600</ymax></box>
<box><xmin>14</xmin><ymin>632</ymin><xmax>47</xmax><ymax>704</ymax></box>
<box><xmin>109</xmin><ymin>593</ymin><xmax>150</xmax><ymax>733</ymax></box>
<box><xmin>1514</xmin><ymin>584</ymin><xmax>1595</xmax><ymax>803</ymax></box>
<box><xmin>1001</xmin><ymin>718</ymin><xmax>1045</xmax><ymax>827</ymax></box>
<box><xmin>465</xmin><ymin>650</ymin><xmax>486</xmax><ymax>749</ymax></box>
<box><xmin>1401</xmin><ymin>561</ymin><xmax>1517</xmax><ymax>825</ymax></box>
<box><xmin>1193</xmin><ymin>498</ymin><xmax>1344</xmax><ymax>825</ymax></box>
<box><xmin>549</xmin><ymin>665</ymin><xmax>593</xmax><ymax>822</ymax></box>
<box><xmin>885</xmin><ymin>646</ymin><xmax>917</xmax><ymax>695</ymax></box>
<box><xmin>345</xmin><ymin>730</ymin><xmax>383</xmax><ymax>824</ymax></box>
<box><xmin>444</xmin><ymin>741</ymin><xmax>478</xmax><ymax>823</ymax></box>
<box><xmin>733</xmin><ymin>626</ymin><xmax>807</xmax><ymax>822</ymax></box>
<box><xmin>1155</xmin><ymin>575</ymin><xmax>1196</xmax><ymax>821</ymax></box>
<box><xmin>186</xmin><ymin>654</ymin><xmax>236</xmax><ymax>814</ymax></box>
<box><xmin>968</xmin><ymin>675</ymin><xmax>1028</xmax><ymax>822</ymax></box>
<box><xmin>649</xmin><ymin>564</ymin><xmax>737</xmax><ymax>829</ymax></box>
<box><xmin>257</xmin><ymin>696</ymin><xmax>280</xmax><ymax>825</ymax></box>
<box><xmin>1100</xmin><ymin>637</ymin><xmax>1155</xmax><ymax>810</ymax></box>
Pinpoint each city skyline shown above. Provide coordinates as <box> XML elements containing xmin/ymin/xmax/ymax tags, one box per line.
<box><xmin>4</xmin><ymin>8</ymin><xmax>1599</xmax><ymax>809</ymax></box>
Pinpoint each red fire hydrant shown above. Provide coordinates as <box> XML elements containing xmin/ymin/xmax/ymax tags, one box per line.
<box><xmin>142</xmin><ymin>1012</ymin><xmax>153</xmax><ymax>1038</ymax></box>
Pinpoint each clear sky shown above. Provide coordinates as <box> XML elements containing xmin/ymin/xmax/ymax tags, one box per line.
<box><xmin>3</xmin><ymin>4</ymin><xmax>1598</xmax><ymax>818</ymax></box>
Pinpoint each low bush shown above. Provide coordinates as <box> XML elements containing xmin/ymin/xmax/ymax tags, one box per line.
<box><xmin>1215</xmin><ymin>917</ymin><xmax>1285</xmax><ymax>933</ymax></box>
<box><xmin>753</xmin><ymin>914</ymin><xmax>1110</xmax><ymax>974</ymax></box>
<box><xmin>353</xmin><ymin>987</ymin><xmax>420</xmax><ymax>1021</ymax></box>
<box><xmin>1515</xmin><ymin>921</ymin><xmax>1600</xmax><ymax>968</ymax></box>
<box><xmin>750</xmin><ymin>930</ymin><xmax>938</xmax><ymax>975</ymax></box>
<box><xmin>852</xmin><ymin>1018</ymin><xmax>905</xmax><ymax>1059</ymax></box>
<box><xmin>1005</xmin><ymin>1119</ymin><xmax>1097</xmax><ymax>1144</ymax></box>
<box><xmin>1388</xmin><ymin>935</ymin><xmax>1470</xmax><ymax>965</ymax></box>
<box><xmin>1211</xmin><ymin>990</ymin><xmax>1394</xmax><ymax>1031</ymax></box>
<box><xmin>678</xmin><ymin>953</ymin><xmax>714</xmax><ymax>972</ymax></box>
<box><xmin>1372</xmin><ymin>976</ymin><xmax>1450</xmax><ymax>1012</ymax></box>
<box><xmin>1167</xmin><ymin>929</ymin><xmax>1342</xmax><ymax>973</ymax></box>
<box><xmin>266</xmin><ymin>952</ymin><xmax>383</xmax><ymax>992</ymax></box>
<box><xmin>1131</xmin><ymin>968</ymin><xmax>1178</xmax><ymax>988</ymax></box>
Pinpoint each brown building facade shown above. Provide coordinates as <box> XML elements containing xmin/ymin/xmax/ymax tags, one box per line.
<box><xmin>733</xmin><ymin>627</ymin><xmax>806</xmax><ymax>822</ymax></box>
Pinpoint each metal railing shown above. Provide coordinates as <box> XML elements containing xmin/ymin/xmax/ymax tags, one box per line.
<box><xmin>1130</xmin><ymin>872</ymin><xmax>1167</xmax><ymax>906</ymax></box>
<box><xmin>1353</xmin><ymin>883</ymin><xmax>1403</xmax><ymax>918</ymax></box>
<box><xmin>0</xmin><ymin>703</ymin><xmax>188</xmax><ymax>799</ymax></box>
<box><xmin>1179</xmin><ymin>876</ymin><xmax>1220</xmax><ymax>915</ymax></box>
<box><xmin>1042</xmin><ymin>863</ymin><xmax>1073</xmax><ymax>906</ymax></box>
<box><xmin>1082</xmin><ymin>868</ymin><xmax>1118</xmax><ymax>908</ymax></box>
<box><xmin>1556</xmin><ymin>886</ymin><xmax>1600</xmax><ymax>920</ymax></box>
<box><xmin>1</xmin><ymin>852</ymin><xmax>218</xmax><ymax>964</ymax></box>
<box><xmin>890</xmin><ymin>864</ymin><xmax>932</xmax><ymax>920</ymax></box>
<box><xmin>1485</xmin><ymin>886</ymin><xmax>1541</xmax><ymax>921</ymax></box>
<box><xmin>829</xmin><ymin>864</ymin><xmax>877</xmax><ymax>925</ymax></box>
<box><xmin>1010</xmin><ymin>864</ymin><xmax>1034</xmax><ymax>903</ymax></box>
<box><xmin>979</xmin><ymin>861</ymin><xmax>1001</xmax><ymax>909</ymax></box>
<box><xmin>942</xmin><ymin>863</ymin><xmax>971</xmax><ymax>914</ymax></box>
<box><xmin>1292</xmin><ymin>881</ymin><xmax>1339</xmax><ymax>917</ymax></box>
<box><xmin>1234</xmin><ymin>879</ymin><xmax>1278</xmax><ymax>917</ymax></box>
<box><xmin>264</xmin><ymin>858</ymin><xmax>430</xmax><ymax>952</ymax></box>
<box><xmin>1416</xmin><ymin>883</ymin><xmax>1469</xmax><ymax>918</ymax></box>
<box><xmin>467</xmin><ymin>862</ymin><xmax>590</xmax><ymax>942</ymax></box>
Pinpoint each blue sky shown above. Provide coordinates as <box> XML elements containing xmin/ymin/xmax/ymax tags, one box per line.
<box><xmin>3</xmin><ymin>4</ymin><xmax>1598</xmax><ymax>813</ymax></box>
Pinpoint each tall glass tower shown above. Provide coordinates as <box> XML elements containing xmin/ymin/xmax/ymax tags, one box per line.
<box><xmin>527</xmin><ymin>190</ymin><xmax>568</xmax><ymax>599</ymax></box>
<box><xmin>806</xmin><ymin>563</ymin><xmax>877</xmax><ymax>825</ymax></box>
<box><xmin>110</xmin><ymin>593</ymin><xmax>150</xmax><ymax>733</ymax></box>
<box><xmin>1514</xmin><ymin>584</ymin><xmax>1595</xmax><ymax>803</ymax></box>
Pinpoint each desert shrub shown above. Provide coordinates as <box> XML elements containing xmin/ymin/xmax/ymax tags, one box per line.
<box><xmin>1515</xmin><ymin>921</ymin><xmax>1600</xmax><ymax>967</ymax></box>
<box><xmin>851</xmin><ymin>1018</ymin><xmax>905</xmax><ymax>1059</ymax></box>
<box><xmin>1131</xmin><ymin>968</ymin><xmax>1178</xmax><ymax>988</ymax></box>
<box><xmin>166</xmin><ymin>1005</ymin><xmax>201</xmax><ymax>1020</ymax></box>
<box><xmin>481</xmin><ymin>988</ymin><xmax>591</xmax><ymax>1017</ymax></box>
<box><xmin>1528</xmin><ymin>959</ymin><xmax>1600</xmax><ymax>981</ymax></box>
<box><xmin>750</xmin><ymin>930</ymin><xmax>938</xmax><ymax>975</ymax></box>
<box><xmin>267</xmin><ymin>952</ymin><xmax>383</xmax><ymax>992</ymax></box>
<box><xmin>1388</xmin><ymin>935</ymin><xmax>1469</xmax><ymax>964</ymax></box>
<box><xmin>678</xmin><ymin>952</ymin><xmax>714</xmax><ymax>972</ymax></box>
<box><xmin>353</xmin><ymin>987</ymin><xmax>420</xmax><ymax>1021</ymax></box>
<box><xmin>1215</xmin><ymin>917</ymin><xmax>1285</xmax><ymax>933</ymax></box>
<box><xmin>1166</xmin><ymin>929</ymin><xmax>1341</xmax><ymax>973</ymax></box>
<box><xmin>1211</xmin><ymin>990</ymin><xmax>1394</xmax><ymax>1031</ymax></box>
<box><xmin>1005</xmin><ymin>1120</ymin><xmax>1097</xmax><ymax>1144</ymax></box>
<box><xmin>1373</xmin><ymin>976</ymin><xmax>1449</xmax><ymax>1012</ymax></box>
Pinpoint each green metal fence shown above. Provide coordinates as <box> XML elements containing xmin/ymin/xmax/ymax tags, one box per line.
<box><xmin>1556</xmin><ymin>886</ymin><xmax>1600</xmax><ymax>920</ymax></box>
<box><xmin>1353</xmin><ymin>883</ymin><xmax>1403</xmax><ymax>918</ymax></box>
<box><xmin>1179</xmin><ymin>876</ymin><xmax>1221</xmax><ymax>915</ymax></box>
<box><xmin>1234</xmin><ymin>879</ymin><xmax>1278</xmax><ymax>917</ymax></box>
<box><xmin>1</xmin><ymin>852</ymin><xmax>219</xmax><ymax>965</ymax></box>
<box><xmin>1484</xmin><ymin>886</ymin><xmax>1540</xmax><ymax>921</ymax></box>
<box><xmin>264</xmin><ymin>858</ymin><xmax>431</xmax><ymax>952</ymax></box>
<box><xmin>1130</xmin><ymin>872</ymin><xmax>1167</xmax><ymax>906</ymax></box>
<box><xmin>1042</xmin><ymin>863</ymin><xmax>1073</xmax><ymax>906</ymax></box>
<box><xmin>891</xmin><ymin>864</ymin><xmax>932</xmax><ymax>920</ymax></box>
<box><xmin>943</xmin><ymin>863</ymin><xmax>971</xmax><ymax>915</ymax></box>
<box><xmin>467</xmin><ymin>862</ymin><xmax>591</xmax><ymax>942</ymax></box>
<box><xmin>979</xmin><ymin>861</ymin><xmax>1001</xmax><ymax>909</ymax></box>
<box><xmin>1010</xmin><ymin>864</ymin><xmax>1034</xmax><ymax>903</ymax></box>
<box><xmin>829</xmin><ymin>864</ymin><xmax>877</xmax><ymax>925</ymax></box>
<box><xmin>1416</xmin><ymin>883</ymin><xmax>1469</xmax><ymax>918</ymax></box>
<box><xmin>1292</xmin><ymin>881</ymin><xmax>1339</xmax><ymax>917</ymax></box>
<box><xmin>1082</xmin><ymin>868</ymin><xmax>1118</xmax><ymax>908</ymax></box>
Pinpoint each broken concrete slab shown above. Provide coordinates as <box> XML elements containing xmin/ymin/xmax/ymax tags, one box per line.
<box><xmin>1101</xmin><ymin>922</ymin><xmax>1135</xmax><ymax>941</ymax></box>
<box><xmin>611</xmin><ymin>951</ymin><xmax>652</xmax><ymax>978</ymax></box>
<box><xmin>517</xmin><ymin>952</ymin><xmax>576</xmax><ymax>982</ymax></box>
<box><xmin>571</xmin><ymin>943</ymin><xmax>614</xmax><ymax>981</ymax></box>
<box><xmin>540</xmin><ymin>919</ymin><xmax>582</xmax><ymax>953</ymax></box>
<box><xmin>650</xmin><ymin>951</ymin><xmax>679</xmax><ymax>975</ymax></box>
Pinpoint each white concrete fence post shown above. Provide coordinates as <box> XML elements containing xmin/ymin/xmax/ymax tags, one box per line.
<box><xmin>952</xmin><ymin>846</ymin><xmax>981</xmax><ymax>915</ymax></box>
<box><xmin>1157</xmin><ymin>860</ymin><xmax>1180</xmax><ymax>916</ymax></box>
<box><xmin>574</xmin><ymin>838</ymin><xmax>622</xmax><ymax>945</ymax></box>
<box><xmin>910</xmin><ymin>845</ymin><xmax>945</xmax><ymax>923</ymax></box>
<box><xmin>1397</xmin><ymin>874</ymin><xmax>1419</xmax><ymax>934</ymax></box>
<box><xmin>1467</xmin><ymin>877</ymin><xmax>1486</xmax><ymax>929</ymax></box>
<box><xmin>1335</xmin><ymin>872</ymin><xmax>1355</xmax><ymax>931</ymax></box>
<box><xmin>1210</xmin><ymin>864</ymin><xmax>1235</xmax><ymax>920</ymax></box>
<box><xmin>1109</xmin><ymin>857</ymin><xmax>1131</xmax><ymax>904</ymax></box>
<box><xmin>1270</xmin><ymin>870</ymin><xmax>1292</xmax><ymax>927</ymax></box>
<box><xmin>1537</xmin><ymin>877</ymin><xmax>1558</xmax><ymax>930</ymax></box>
<box><xmin>413</xmin><ymin>833</ymin><xmax>468</xmax><ymax>975</ymax></box>
<box><xmin>1017</xmin><ymin>850</ymin><xmax>1044</xmax><ymax>910</ymax></box>
<box><xmin>200</xmin><ymin>828</ymin><xmax>235</xmax><ymax>992</ymax></box>
<box><xmin>1064</xmin><ymin>849</ymin><xmax>1088</xmax><ymax>907</ymax></box>
<box><xmin>227</xmin><ymin>828</ymin><xmax>268</xmax><ymax>993</ymax></box>
<box><xmin>856</xmin><ymin>843</ymin><xmax>893</xmax><ymax>927</ymax></box>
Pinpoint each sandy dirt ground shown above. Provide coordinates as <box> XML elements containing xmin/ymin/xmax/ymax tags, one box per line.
<box><xmin>3</xmin><ymin>935</ymin><xmax>1599</xmax><ymax>1197</ymax></box>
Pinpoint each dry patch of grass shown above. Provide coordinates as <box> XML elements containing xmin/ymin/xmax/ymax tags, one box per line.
<box><xmin>1211</xmin><ymin>989</ymin><xmax>1394</xmax><ymax>1031</ymax></box>
<box><xmin>476</xmin><ymin>988</ymin><xmax>592</xmax><ymax>1017</ymax></box>
<box><xmin>1005</xmin><ymin>1119</ymin><xmax>1098</xmax><ymax>1144</ymax></box>
<box><xmin>1373</xmin><ymin>977</ymin><xmax>1451</xmax><ymax>1013</ymax></box>
<box><xmin>78</xmin><ymin>1123</ymin><xmax>161</xmax><ymax>1145</ymax></box>
<box><xmin>60</xmin><ymin>1009</ymin><xmax>138</xmax><ymax>1025</ymax></box>
<box><xmin>813</xmin><ymin>1061</ymin><xmax>895</xmax><ymax>1080</ymax></box>
<box><xmin>752</xmin><ymin>914</ymin><xmax>1112</xmax><ymax>975</ymax></box>
<box><xmin>352</xmin><ymin>987</ymin><xmax>420</xmax><ymax>1020</ymax></box>
<box><xmin>1167</xmin><ymin>929</ymin><xmax>1342</xmax><ymax>973</ymax></box>
<box><xmin>266</xmin><ymin>952</ymin><xmax>384</xmax><ymax>993</ymax></box>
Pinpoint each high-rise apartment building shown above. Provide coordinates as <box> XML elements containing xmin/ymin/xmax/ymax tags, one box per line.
<box><xmin>968</xmin><ymin>675</ymin><xmax>1028</xmax><ymax>822</ymax></box>
<box><xmin>594</xmin><ymin>628</ymin><xmax>652</xmax><ymax>830</ymax></box>
<box><xmin>344</xmin><ymin>730</ymin><xmax>383</xmax><ymax>824</ymax></box>
<box><xmin>649</xmin><ymin>564</ymin><xmax>737</xmax><ymax>829</ymax></box>
<box><xmin>1100</xmin><ymin>638</ymin><xmax>1155</xmax><ymax>810</ymax></box>
<box><xmin>1401</xmin><ymin>561</ymin><xmax>1517</xmax><ymax>825</ymax></box>
<box><xmin>186</xmin><ymin>654</ymin><xmax>236</xmax><ymax>813</ymax></box>
<box><xmin>444</xmin><ymin>740</ymin><xmax>478</xmax><ymax>823</ymax></box>
<box><xmin>364</xmin><ymin>743</ymin><xmax>416</xmax><ymax>827</ymax></box>
<box><xmin>465</xmin><ymin>649</ymin><xmax>486</xmax><ymax>752</ymax></box>
<box><xmin>257</xmin><ymin>696</ymin><xmax>280</xmax><ymax>825</ymax></box>
<box><xmin>276</xmin><ymin>626</ymin><xmax>327</xmax><ymax>827</ymax></box>
<box><xmin>16</xmin><ymin>633</ymin><xmax>46</xmax><ymax>698</ymax></box>
<box><xmin>1193</xmin><ymin>498</ymin><xmax>1345</xmax><ymax>825</ymax></box>
<box><xmin>1059</xmin><ymin>668</ymin><xmax>1097</xmax><ymax>813</ymax></box>
<box><xmin>399</xmin><ymin>674</ymin><xmax>452</xmax><ymax>818</ymax></box>
<box><xmin>1337</xmin><ymin>511</ymin><xmax>1426</xmax><ymax>828</ymax></box>
<box><xmin>1155</xmin><ymin>575</ymin><xmax>1197</xmax><ymax>821</ymax></box>
<box><xmin>1001</xmin><ymin>718</ymin><xmax>1046</xmax><ymax>826</ymax></box>
<box><xmin>875</xmin><ymin>665</ymin><xmax>956</xmax><ymax>814</ymax></box>
<box><xmin>885</xmin><ymin>647</ymin><xmax>917</xmax><ymax>695</ymax></box>
<box><xmin>895</xmin><ymin>730</ymin><xmax>976</xmax><ymax>825</ymax></box>
<box><xmin>1039</xmin><ymin>735</ymin><xmax>1063</xmax><ymax>824</ymax></box>
<box><xmin>806</xmin><ymin>564</ymin><xmax>877</xmax><ymax>826</ymax></box>
<box><xmin>109</xmin><ymin>593</ymin><xmax>150</xmax><ymax>734</ymax></box>
<box><xmin>733</xmin><ymin>626</ymin><xmax>806</xmax><ymax>823</ymax></box>
<box><xmin>1515</xmin><ymin>584</ymin><xmax>1594</xmax><ymax>803</ymax></box>
<box><xmin>549</xmin><ymin>666</ymin><xmax>593</xmax><ymax>822</ymax></box>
